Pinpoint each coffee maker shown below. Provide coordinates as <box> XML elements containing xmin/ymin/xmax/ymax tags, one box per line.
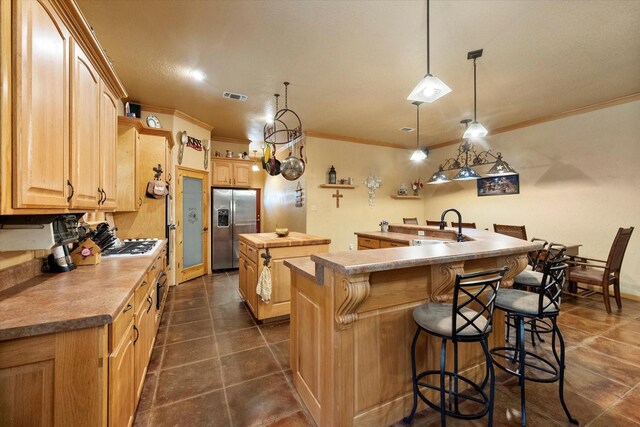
<box><xmin>47</xmin><ymin>215</ymin><xmax>83</xmax><ymax>272</ymax></box>
<box><xmin>0</xmin><ymin>214</ymin><xmax>83</xmax><ymax>273</ymax></box>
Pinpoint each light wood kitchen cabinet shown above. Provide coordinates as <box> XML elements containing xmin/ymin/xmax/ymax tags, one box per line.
<box><xmin>69</xmin><ymin>38</ymin><xmax>101</xmax><ymax>209</ymax></box>
<box><xmin>116</xmin><ymin>124</ymin><xmax>141</xmax><ymax>211</ymax></box>
<box><xmin>133</xmin><ymin>291</ymin><xmax>154</xmax><ymax>401</ymax></box>
<box><xmin>238</xmin><ymin>233</ymin><xmax>330</xmax><ymax>321</ymax></box>
<box><xmin>357</xmin><ymin>236</ymin><xmax>409</xmax><ymax>250</ymax></box>
<box><xmin>99</xmin><ymin>81</ymin><xmax>118</xmax><ymax>210</ymax></box>
<box><xmin>0</xmin><ymin>0</ymin><xmax>127</xmax><ymax>214</ymax></box>
<box><xmin>212</xmin><ymin>158</ymin><xmax>253</xmax><ymax>188</ymax></box>
<box><xmin>11</xmin><ymin>0</ymin><xmax>71</xmax><ymax>210</ymax></box>
<box><xmin>0</xmin><ymin>326</ymin><xmax>108</xmax><ymax>426</ymax></box>
<box><xmin>109</xmin><ymin>323</ymin><xmax>135</xmax><ymax>427</ymax></box>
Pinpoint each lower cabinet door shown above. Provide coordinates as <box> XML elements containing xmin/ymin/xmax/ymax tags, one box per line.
<box><xmin>238</xmin><ymin>255</ymin><xmax>247</xmax><ymax>299</ymax></box>
<box><xmin>246</xmin><ymin>260</ymin><xmax>258</xmax><ymax>316</ymax></box>
<box><xmin>134</xmin><ymin>297</ymin><xmax>153</xmax><ymax>401</ymax></box>
<box><xmin>109</xmin><ymin>324</ymin><xmax>135</xmax><ymax>427</ymax></box>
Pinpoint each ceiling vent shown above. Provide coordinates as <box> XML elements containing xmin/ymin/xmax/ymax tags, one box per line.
<box><xmin>223</xmin><ymin>91</ymin><xmax>248</xmax><ymax>102</ymax></box>
<box><xmin>400</xmin><ymin>127</ymin><xmax>415</xmax><ymax>133</ymax></box>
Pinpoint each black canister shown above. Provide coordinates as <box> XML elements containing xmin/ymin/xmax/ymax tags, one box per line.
<box><xmin>328</xmin><ymin>165</ymin><xmax>336</xmax><ymax>184</ymax></box>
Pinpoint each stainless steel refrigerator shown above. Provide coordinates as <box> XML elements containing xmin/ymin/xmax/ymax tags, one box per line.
<box><xmin>211</xmin><ymin>188</ymin><xmax>257</xmax><ymax>270</ymax></box>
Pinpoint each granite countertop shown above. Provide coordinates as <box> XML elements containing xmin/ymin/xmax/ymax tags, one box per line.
<box><xmin>308</xmin><ymin>227</ymin><xmax>541</xmax><ymax>277</ymax></box>
<box><xmin>283</xmin><ymin>257</ymin><xmax>316</xmax><ymax>282</ymax></box>
<box><xmin>0</xmin><ymin>241</ymin><xmax>166</xmax><ymax>341</ymax></box>
<box><xmin>239</xmin><ymin>232</ymin><xmax>331</xmax><ymax>249</ymax></box>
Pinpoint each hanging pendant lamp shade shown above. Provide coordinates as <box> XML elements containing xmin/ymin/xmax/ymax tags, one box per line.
<box><xmin>427</xmin><ymin>166</ymin><xmax>451</xmax><ymax>184</ymax></box>
<box><xmin>462</xmin><ymin>49</ymin><xmax>488</xmax><ymax>139</ymax></box>
<box><xmin>410</xmin><ymin>101</ymin><xmax>428</xmax><ymax>161</ymax></box>
<box><xmin>453</xmin><ymin>166</ymin><xmax>482</xmax><ymax>181</ymax></box>
<box><xmin>486</xmin><ymin>153</ymin><xmax>517</xmax><ymax>176</ymax></box>
<box><xmin>407</xmin><ymin>0</ymin><xmax>451</xmax><ymax>103</ymax></box>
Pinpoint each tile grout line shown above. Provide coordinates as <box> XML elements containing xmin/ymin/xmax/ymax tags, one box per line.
<box><xmin>203</xmin><ymin>274</ymin><xmax>235</xmax><ymax>427</ymax></box>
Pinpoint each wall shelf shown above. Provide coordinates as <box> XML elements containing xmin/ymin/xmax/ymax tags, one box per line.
<box><xmin>319</xmin><ymin>184</ymin><xmax>357</xmax><ymax>189</ymax></box>
<box><xmin>391</xmin><ymin>195</ymin><xmax>421</xmax><ymax>199</ymax></box>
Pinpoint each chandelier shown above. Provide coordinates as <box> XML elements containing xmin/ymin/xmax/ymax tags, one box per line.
<box><xmin>427</xmin><ymin>119</ymin><xmax>517</xmax><ymax>184</ymax></box>
<box><xmin>263</xmin><ymin>81</ymin><xmax>303</xmax><ymax>145</ymax></box>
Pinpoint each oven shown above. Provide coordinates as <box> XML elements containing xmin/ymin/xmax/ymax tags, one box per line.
<box><xmin>155</xmin><ymin>271</ymin><xmax>168</xmax><ymax>310</ymax></box>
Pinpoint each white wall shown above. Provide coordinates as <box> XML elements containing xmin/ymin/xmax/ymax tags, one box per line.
<box><xmin>423</xmin><ymin>100</ymin><xmax>640</xmax><ymax>297</ymax></box>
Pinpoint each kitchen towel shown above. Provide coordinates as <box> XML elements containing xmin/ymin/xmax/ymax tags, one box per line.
<box><xmin>256</xmin><ymin>265</ymin><xmax>272</xmax><ymax>303</ymax></box>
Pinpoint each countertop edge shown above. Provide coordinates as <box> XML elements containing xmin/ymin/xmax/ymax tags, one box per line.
<box><xmin>0</xmin><ymin>240</ymin><xmax>167</xmax><ymax>341</ymax></box>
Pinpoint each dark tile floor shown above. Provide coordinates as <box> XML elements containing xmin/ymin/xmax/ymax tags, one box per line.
<box><xmin>135</xmin><ymin>272</ymin><xmax>640</xmax><ymax>426</ymax></box>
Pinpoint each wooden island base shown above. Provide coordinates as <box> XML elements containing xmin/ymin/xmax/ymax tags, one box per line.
<box><xmin>285</xmin><ymin>227</ymin><xmax>538</xmax><ymax>427</ymax></box>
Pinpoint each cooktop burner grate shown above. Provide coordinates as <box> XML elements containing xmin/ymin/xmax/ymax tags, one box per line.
<box><xmin>102</xmin><ymin>239</ymin><xmax>161</xmax><ymax>257</ymax></box>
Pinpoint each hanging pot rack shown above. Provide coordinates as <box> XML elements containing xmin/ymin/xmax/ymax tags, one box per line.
<box><xmin>263</xmin><ymin>82</ymin><xmax>303</xmax><ymax>146</ymax></box>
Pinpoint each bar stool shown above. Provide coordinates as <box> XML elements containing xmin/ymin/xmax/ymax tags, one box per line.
<box><xmin>491</xmin><ymin>256</ymin><xmax>578</xmax><ymax>426</ymax></box>
<box><xmin>403</xmin><ymin>267</ymin><xmax>508</xmax><ymax>426</ymax></box>
<box><xmin>507</xmin><ymin>241</ymin><xmax>565</xmax><ymax>346</ymax></box>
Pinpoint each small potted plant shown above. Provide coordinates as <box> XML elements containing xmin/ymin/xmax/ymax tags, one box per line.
<box><xmin>379</xmin><ymin>220</ymin><xmax>389</xmax><ymax>233</ymax></box>
<box><xmin>411</xmin><ymin>179</ymin><xmax>424</xmax><ymax>196</ymax></box>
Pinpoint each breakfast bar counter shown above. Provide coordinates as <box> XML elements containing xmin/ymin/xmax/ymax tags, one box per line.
<box><xmin>285</xmin><ymin>226</ymin><xmax>541</xmax><ymax>427</ymax></box>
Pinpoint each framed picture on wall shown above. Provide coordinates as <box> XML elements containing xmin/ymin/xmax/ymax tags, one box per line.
<box><xmin>477</xmin><ymin>175</ymin><xmax>520</xmax><ymax>197</ymax></box>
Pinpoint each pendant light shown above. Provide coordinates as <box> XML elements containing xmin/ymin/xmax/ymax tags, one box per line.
<box><xmin>486</xmin><ymin>153</ymin><xmax>517</xmax><ymax>176</ymax></box>
<box><xmin>463</xmin><ymin>49</ymin><xmax>488</xmax><ymax>139</ymax></box>
<box><xmin>407</xmin><ymin>0</ymin><xmax>451</xmax><ymax>103</ymax></box>
<box><xmin>427</xmin><ymin>166</ymin><xmax>451</xmax><ymax>184</ymax></box>
<box><xmin>251</xmin><ymin>150</ymin><xmax>260</xmax><ymax>172</ymax></box>
<box><xmin>410</xmin><ymin>101</ymin><xmax>428</xmax><ymax>161</ymax></box>
<box><xmin>454</xmin><ymin>119</ymin><xmax>481</xmax><ymax>180</ymax></box>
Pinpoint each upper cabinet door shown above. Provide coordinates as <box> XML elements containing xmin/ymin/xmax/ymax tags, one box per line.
<box><xmin>69</xmin><ymin>38</ymin><xmax>100</xmax><ymax>209</ymax></box>
<box><xmin>211</xmin><ymin>160</ymin><xmax>232</xmax><ymax>186</ymax></box>
<box><xmin>233</xmin><ymin>163</ymin><xmax>252</xmax><ymax>187</ymax></box>
<box><xmin>99</xmin><ymin>81</ymin><xmax>118</xmax><ymax>209</ymax></box>
<box><xmin>13</xmin><ymin>0</ymin><xmax>70</xmax><ymax>208</ymax></box>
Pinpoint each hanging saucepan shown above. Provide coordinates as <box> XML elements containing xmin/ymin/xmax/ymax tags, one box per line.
<box><xmin>281</xmin><ymin>144</ymin><xmax>305</xmax><ymax>181</ymax></box>
<box><xmin>261</xmin><ymin>144</ymin><xmax>270</xmax><ymax>171</ymax></box>
<box><xmin>266</xmin><ymin>143</ymin><xmax>281</xmax><ymax>176</ymax></box>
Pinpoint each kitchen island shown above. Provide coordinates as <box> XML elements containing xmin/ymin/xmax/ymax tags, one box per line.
<box><xmin>285</xmin><ymin>226</ymin><xmax>541</xmax><ymax>427</ymax></box>
<box><xmin>238</xmin><ymin>232</ymin><xmax>330</xmax><ymax>321</ymax></box>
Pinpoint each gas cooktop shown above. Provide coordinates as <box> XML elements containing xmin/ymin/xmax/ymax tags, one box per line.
<box><xmin>102</xmin><ymin>239</ymin><xmax>162</xmax><ymax>257</ymax></box>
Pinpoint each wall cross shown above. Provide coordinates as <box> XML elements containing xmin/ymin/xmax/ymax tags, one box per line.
<box><xmin>332</xmin><ymin>190</ymin><xmax>344</xmax><ymax>208</ymax></box>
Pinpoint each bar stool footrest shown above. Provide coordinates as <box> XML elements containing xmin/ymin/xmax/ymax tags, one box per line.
<box><xmin>412</xmin><ymin>370</ymin><xmax>490</xmax><ymax>420</ymax></box>
<box><xmin>490</xmin><ymin>346</ymin><xmax>560</xmax><ymax>383</ymax></box>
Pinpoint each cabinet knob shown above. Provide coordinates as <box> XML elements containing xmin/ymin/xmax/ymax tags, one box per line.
<box><xmin>138</xmin><ymin>197</ymin><xmax>143</xmax><ymax>207</ymax></box>
<box><xmin>203</xmin><ymin>227</ymin><xmax>209</xmax><ymax>232</ymax></box>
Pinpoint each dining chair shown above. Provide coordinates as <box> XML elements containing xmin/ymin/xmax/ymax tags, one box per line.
<box><xmin>567</xmin><ymin>227</ymin><xmax>634</xmax><ymax>313</ymax></box>
<box><xmin>452</xmin><ymin>222</ymin><xmax>476</xmax><ymax>229</ymax></box>
<box><xmin>403</xmin><ymin>217</ymin><xmax>419</xmax><ymax>225</ymax></box>
<box><xmin>493</xmin><ymin>224</ymin><xmax>527</xmax><ymax>240</ymax></box>
<box><xmin>426</xmin><ymin>220</ymin><xmax>443</xmax><ymax>227</ymax></box>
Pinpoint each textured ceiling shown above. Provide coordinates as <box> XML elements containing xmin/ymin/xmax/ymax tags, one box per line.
<box><xmin>77</xmin><ymin>0</ymin><xmax>640</xmax><ymax>148</ymax></box>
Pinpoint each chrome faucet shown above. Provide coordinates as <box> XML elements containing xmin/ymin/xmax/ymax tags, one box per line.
<box><xmin>440</xmin><ymin>208</ymin><xmax>464</xmax><ymax>242</ymax></box>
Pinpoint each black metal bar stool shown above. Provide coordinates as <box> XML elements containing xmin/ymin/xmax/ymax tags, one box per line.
<box><xmin>403</xmin><ymin>267</ymin><xmax>508</xmax><ymax>426</ymax></box>
<box><xmin>491</xmin><ymin>255</ymin><xmax>579</xmax><ymax>426</ymax></box>
<box><xmin>507</xmin><ymin>242</ymin><xmax>566</xmax><ymax>348</ymax></box>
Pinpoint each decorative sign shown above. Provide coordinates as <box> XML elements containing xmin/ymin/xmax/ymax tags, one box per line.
<box><xmin>187</xmin><ymin>136</ymin><xmax>203</xmax><ymax>151</ymax></box>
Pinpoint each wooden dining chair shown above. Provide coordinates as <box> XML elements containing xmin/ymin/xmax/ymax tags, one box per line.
<box><xmin>493</xmin><ymin>224</ymin><xmax>527</xmax><ymax>240</ymax></box>
<box><xmin>452</xmin><ymin>222</ymin><xmax>476</xmax><ymax>229</ymax></box>
<box><xmin>567</xmin><ymin>227</ymin><xmax>634</xmax><ymax>313</ymax></box>
<box><xmin>426</xmin><ymin>220</ymin><xmax>443</xmax><ymax>227</ymax></box>
<box><xmin>403</xmin><ymin>217</ymin><xmax>419</xmax><ymax>225</ymax></box>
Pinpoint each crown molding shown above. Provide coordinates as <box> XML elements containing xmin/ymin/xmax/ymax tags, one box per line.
<box><xmin>211</xmin><ymin>136</ymin><xmax>252</xmax><ymax>145</ymax></box>
<box><xmin>304</xmin><ymin>131</ymin><xmax>406</xmax><ymax>150</ymax></box>
<box><xmin>428</xmin><ymin>92</ymin><xmax>640</xmax><ymax>150</ymax></box>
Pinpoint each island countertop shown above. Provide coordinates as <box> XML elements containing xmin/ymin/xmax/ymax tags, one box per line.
<box><xmin>0</xmin><ymin>241</ymin><xmax>166</xmax><ymax>341</ymax></box>
<box><xmin>309</xmin><ymin>226</ymin><xmax>541</xmax><ymax>278</ymax></box>
<box><xmin>239</xmin><ymin>231</ymin><xmax>331</xmax><ymax>249</ymax></box>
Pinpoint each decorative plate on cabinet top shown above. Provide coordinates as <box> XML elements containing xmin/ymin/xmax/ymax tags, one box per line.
<box><xmin>146</xmin><ymin>115</ymin><xmax>161</xmax><ymax>128</ymax></box>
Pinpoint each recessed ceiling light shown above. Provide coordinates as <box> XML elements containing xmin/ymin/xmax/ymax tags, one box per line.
<box><xmin>189</xmin><ymin>69</ymin><xmax>206</xmax><ymax>81</ymax></box>
<box><xmin>400</xmin><ymin>127</ymin><xmax>415</xmax><ymax>133</ymax></box>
